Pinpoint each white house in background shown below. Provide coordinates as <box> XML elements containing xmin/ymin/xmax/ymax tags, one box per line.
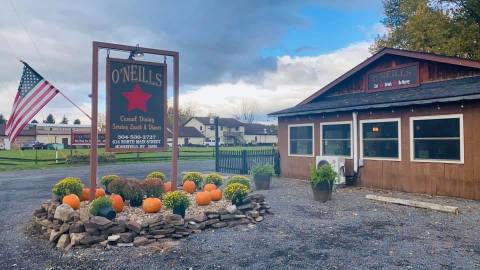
<box><xmin>167</xmin><ymin>126</ymin><xmax>205</xmax><ymax>146</ymax></box>
<box><xmin>183</xmin><ymin>116</ymin><xmax>278</xmax><ymax>145</ymax></box>
<box><xmin>35</xmin><ymin>123</ymin><xmax>90</xmax><ymax>146</ymax></box>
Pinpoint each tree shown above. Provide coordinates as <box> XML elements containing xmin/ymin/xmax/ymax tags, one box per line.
<box><xmin>31</xmin><ymin>119</ymin><xmax>38</xmax><ymax>124</ymax></box>
<box><xmin>167</xmin><ymin>105</ymin><xmax>196</xmax><ymax>127</ymax></box>
<box><xmin>73</xmin><ymin>119</ymin><xmax>81</xmax><ymax>125</ymax></box>
<box><xmin>233</xmin><ymin>99</ymin><xmax>258</xmax><ymax>123</ymax></box>
<box><xmin>44</xmin><ymin>114</ymin><xmax>55</xmax><ymax>124</ymax></box>
<box><xmin>371</xmin><ymin>0</ymin><xmax>480</xmax><ymax>60</ymax></box>
<box><xmin>61</xmin><ymin>116</ymin><xmax>69</xmax><ymax>124</ymax></box>
<box><xmin>0</xmin><ymin>114</ymin><xmax>6</xmax><ymax>125</ymax></box>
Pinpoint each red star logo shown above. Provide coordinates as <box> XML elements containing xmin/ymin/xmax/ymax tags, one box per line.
<box><xmin>122</xmin><ymin>83</ymin><xmax>152</xmax><ymax>112</ymax></box>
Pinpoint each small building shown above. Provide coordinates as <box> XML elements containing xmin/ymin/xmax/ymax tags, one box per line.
<box><xmin>183</xmin><ymin>117</ymin><xmax>246</xmax><ymax>145</ymax></box>
<box><xmin>35</xmin><ymin>123</ymin><xmax>91</xmax><ymax>147</ymax></box>
<box><xmin>243</xmin><ymin>123</ymin><xmax>278</xmax><ymax>145</ymax></box>
<box><xmin>167</xmin><ymin>126</ymin><xmax>205</xmax><ymax>146</ymax></box>
<box><xmin>270</xmin><ymin>48</ymin><xmax>480</xmax><ymax>200</ymax></box>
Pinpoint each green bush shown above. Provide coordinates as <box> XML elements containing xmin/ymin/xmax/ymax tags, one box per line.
<box><xmin>108</xmin><ymin>178</ymin><xmax>128</xmax><ymax>198</ymax></box>
<box><xmin>123</xmin><ymin>181</ymin><xmax>145</xmax><ymax>205</ymax></box>
<box><xmin>52</xmin><ymin>177</ymin><xmax>84</xmax><ymax>200</ymax></box>
<box><xmin>226</xmin><ymin>175</ymin><xmax>251</xmax><ymax>189</ymax></box>
<box><xmin>251</xmin><ymin>164</ymin><xmax>275</xmax><ymax>177</ymax></box>
<box><xmin>310</xmin><ymin>164</ymin><xmax>337</xmax><ymax>188</ymax></box>
<box><xmin>163</xmin><ymin>190</ymin><xmax>190</xmax><ymax>210</ymax></box>
<box><xmin>182</xmin><ymin>172</ymin><xmax>204</xmax><ymax>188</ymax></box>
<box><xmin>99</xmin><ymin>152</ymin><xmax>116</xmax><ymax>163</ymax></box>
<box><xmin>204</xmin><ymin>173</ymin><xmax>224</xmax><ymax>186</ymax></box>
<box><xmin>89</xmin><ymin>196</ymin><xmax>113</xmax><ymax>216</ymax></box>
<box><xmin>146</xmin><ymin>171</ymin><xmax>166</xmax><ymax>182</ymax></box>
<box><xmin>141</xmin><ymin>178</ymin><xmax>164</xmax><ymax>198</ymax></box>
<box><xmin>224</xmin><ymin>183</ymin><xmax>249</xmax><ymax>205</ymax></box>
<box><xmin>100</xmin><ymin>175</ymin><xmax>120</xmax><ymax>188</ymax></box>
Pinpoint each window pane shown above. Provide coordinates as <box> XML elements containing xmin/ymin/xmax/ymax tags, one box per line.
<box><xmin>323</xmin><ymin>140</ymin><xmax>351</xmax><ymax>156</ymax></box>
<box><xmin>413</xmin><ymin>118</ymin><xmax>460</xmax><ymax>138</ymax></box>
<box><xmin>363</xmin><ymin>121</ymin><xmax>398</xmax><ymax>139</ymax></box>
<box><xmin>290</xmin><ymin>126</ymin><xmax>313</xmax><ymax>140</ymax></box>
<box><xmin>290</xmin><ymin>140</ymin><xmax>313</xmax><ymax>155</ymax></box>
<box><xmin>363</xmin><ymin>140</ymin><xmax>399</xmax><ymax>158</ymax></box>
<box><xmin>414</xmin><ymin>139</ymin><xmax>460</xmax><ymax>160</ymax></box>
<box><xmin>322</xmin><ymin>124</ymin><xmax>350</xmax><ymax>139</ymax></box>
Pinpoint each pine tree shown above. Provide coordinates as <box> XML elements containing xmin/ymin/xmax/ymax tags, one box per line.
<box><xmin>73</xmin><ymin>119</ymin><xmax>81</xmax><ymax>125</ymax></box>
<box><xmin>61</xmin><ymin>116</ymin><xmax>69</xmax><ymax>124</ymax></box>
<box><xmin>44</xmin><ymin>114</ymin><xmax>55</xmax><ymax>124</ymax></box>
<box><xmin>0</xmin><ymin>114</ymin><xmax>6</xmax><ymax>125</ymax></box>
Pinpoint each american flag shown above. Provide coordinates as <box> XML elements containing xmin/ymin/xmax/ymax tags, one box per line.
<box><xmin>6</xmin><ymin>62</ymin><xmax>59</xmax><ymax>142</ymax></box>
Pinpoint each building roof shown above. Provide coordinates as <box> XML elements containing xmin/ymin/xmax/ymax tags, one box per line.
<box><xmin>270</xmin><ymin>76</ymin><xmax>480</xmax><ymax>116</ymax></box>
<box><xmin>167</xmin><ymin>126</ymin><xmax>204</xmax><ymax>138</ymax></box>
<box><xmin>0</xmin><ymin>124</ymin><xmax>36</xmax><ymax>136</ymax></box>
<box><xmin>244</xmin><ymin>123</ymin><xmax>278</xmax><ymax>135</ymax></box>
<box><xmin>35</xmin><ymin>123</ymin><xmax>91</xmax><ymax>128</ymax></box>
<box><xmin>187</xmin><ymin>117</ymin><xmax>243</xmax><ymax>128</ymax></box>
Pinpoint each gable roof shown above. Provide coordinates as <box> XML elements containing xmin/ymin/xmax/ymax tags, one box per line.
<box><xmin>167</xmin><ymin>126</ymin><xmax>204</xmax><ymax>138</ymax></box>
<box><xmin>244</xmin><ymin>123</ymin><xmax>277</xmax><ymax>135</ymax></box>
<box><xmin>298</xmin><ymin>48</ymin><xmax>480</xmax><ymax>106</ymax></box>
<box><xmin>270</xmin><ymin>75</ymin><xmax>480</xmax><ymax>116</ymax></box>
<box><xmin>187</xmin><ymin>117</ymin><xmax>243</xmax><ymax>128</ymax></box>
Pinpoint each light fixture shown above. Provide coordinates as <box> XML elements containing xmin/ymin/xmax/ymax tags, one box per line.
<box><xmin>372</xmin><ymin>126</ymin><xmax>380</xmax><ymax>133</ymax></box>
<box><xmin>129</xmin><ymin>44</ymin><xmax>144</xmax><ymax>60</ymax></box>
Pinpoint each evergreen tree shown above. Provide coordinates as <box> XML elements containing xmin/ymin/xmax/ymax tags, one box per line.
<box><xmin>61</xmin><ymin>116</ymin><xmax>69</xmax><ymax>124</ymax></box>
<box><xmin>31</xmin><ymin>119</ymin><xmax>38</xmax><ymax>124</ymax></box>
<box><xmin>0</xmin><ymin>114</ymin><xmax>6</xmax><ymax>125</ymax></box>
<box><xmin>44</xmin><ymin>114</ymin><xmax>55</xmax><ymax>124</ymax></box>
<box><xmin>73</xmin><ymin>119</ymin><xmax>81</xmax><ymax>125</ymax></box>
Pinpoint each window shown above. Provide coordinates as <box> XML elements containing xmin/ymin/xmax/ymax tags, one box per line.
<box><xmin>321</xmin><ymin>122</ymin><xmax>352</xmax><ymax>157</ymax></box>
<box><xmin>288</xmin><ymin>124</ymin><xmax>314</xmax><ymax>156</ymax></box>
<box><xmin>361</xmin><ymin>119</ymin><xmax>400</xmax><ymax>160</ymax></box>
<box><xmin>410</xmin><ymin>114</ymin><xmax>463</xmax><ymax>163</ymax></box>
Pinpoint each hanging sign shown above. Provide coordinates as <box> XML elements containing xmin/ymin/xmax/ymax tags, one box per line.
<box><xmin>367</xmin><ymin>64</ymin><xmax>419</xmax><ymax>91</ymax></box>
<box><xmin>71</xmin><ymin>132</ymin><xmax>106</xmax><ymax>146</ymax></box>
<box><xmin>106</xmin><ymin>58</ymin><xmax>167</xmax><ymax>152</ymax></box>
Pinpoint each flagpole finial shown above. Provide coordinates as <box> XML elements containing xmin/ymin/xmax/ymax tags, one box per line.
<box><xmin>19</xmin><ymin>59</ymin><xmax>26</xmax><ymax>64</ymax></box>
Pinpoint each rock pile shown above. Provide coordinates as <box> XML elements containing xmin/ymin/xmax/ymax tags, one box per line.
<box><xmin>32</xmin><ymin>194</ymin><xmax>271</xmax><ymax>251</ymax></box>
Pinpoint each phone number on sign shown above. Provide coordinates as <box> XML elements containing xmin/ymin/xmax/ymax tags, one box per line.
<box><xmin>116</xmin><ymin>135</ymin><xmax>157</xmax><ymax>140</ymax></box>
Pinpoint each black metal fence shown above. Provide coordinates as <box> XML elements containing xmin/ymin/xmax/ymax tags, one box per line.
<box><xmin>216</xmin><ymin>148</ymin><xmax>280</xmax><ymax>175</ymax></box>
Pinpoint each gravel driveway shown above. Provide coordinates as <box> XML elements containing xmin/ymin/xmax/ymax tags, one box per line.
<box><xmin>1</xmin><ymin>165</ymin><xmax>480</xmax><ymax>269</ymax></box>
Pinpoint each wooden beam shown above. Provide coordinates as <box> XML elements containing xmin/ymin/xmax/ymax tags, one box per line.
<box><xmin>366</xmin><ymin>194</ymin><xmax>459</xmax><ymax>214</ymax></box>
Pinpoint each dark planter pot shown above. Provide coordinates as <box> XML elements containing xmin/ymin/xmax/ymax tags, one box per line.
<box><xmin>253</xmin><ymin>173</ymin><xmax>272</xmax><ymax>190</ymax></box>
<box><xmin>173</xmin><ymin>206</ymin><xmax>186</xmax><ymax>217</ymax></box>
<box><xmin>98</xmin><ymin>206</ymin><xmax>116</xmax><ymax>220</ymax></box>
<box><xmin>104</xmin><ymin>185</ymin><xmax>111</xmax><ymax>195</ymax></box>
<box><xmin>129</xmin><ymin>198</ymin><xmax>143</xmax><ymax>207</ymax></box>
<box><xmin>311</xmin><ymin>181</ymin><xmax>333</xmax><ymax>202</ymax></box>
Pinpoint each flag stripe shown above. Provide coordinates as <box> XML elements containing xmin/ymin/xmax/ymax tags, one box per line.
<box><xmin>9</xmin><ymin>89</ymin><xmax>58</xmax><ymax>142</ymax></box>
<box><xmin>6</xmin><ymin>80</ymin><xmax>49</xmax><ymax>133</ymax></box>
<box><xmin>6</xmin><ymin>92</ymin><xmax>20</xmax><ymax>129</ymax></box>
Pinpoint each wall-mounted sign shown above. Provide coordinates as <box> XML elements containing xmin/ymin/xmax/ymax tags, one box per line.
<box><xmin>72</xmin><ymin>132</ymin><xmax>106</xmax><ymax>146</ymax></box>
<box><xmin>106</xmin><ymin>58</ymin><xmax>167</xmax><ymax>152</ymax></box>
<box><xmin>367</xmin><ymin>64</ymin><xmax>419</xmax><ymax>91</ymax></box>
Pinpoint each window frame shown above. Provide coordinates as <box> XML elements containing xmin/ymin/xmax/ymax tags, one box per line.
<box><xmin>409</xmin><ymin>114</ymin><xmax>464</xmax><ymax>164</ymax></box>
<box><xmin>320</xmin><ymin>121</ymin><xmax>353</xmax><ymax>159</ymax></box>
<box><xmin>360</xmin><ymin>118</ymin><xmax>402</xmax><ymax>161</ymax></box>
<box><xmin>288</xmin><ymin>123</ymin><xmax>315</xmax><ymax>157</ymax></box>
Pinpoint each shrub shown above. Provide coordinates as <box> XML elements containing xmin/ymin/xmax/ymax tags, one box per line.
<box><xmin>310</xmin><ymin>164</ymin><xmax>337</xmax><ymax>188</ymax></box>
<box><xmin>99</xmin><ymin>152</ymin><xmax>116</xmax><ymax>163</ymax></box>
<box><xmin>100</xmin><ymin>175</ymin><xmax>120</xmax><ymax>188</ymax></box>
<box><xmin>52</xmin><ymin>177</ymin><xmax>84</xmax><ymax>200</ymax></box>
<box><xmin>182</xmin><ymin>172</ymin><xmax>204</xmax><ymax>188</ymax></box>
<box><xmin>226</xmin><ymin>175</ymin><xmax>251</xmax><ymax>189</ymax></box>
<box><xmin>251</xmin><ymin>164</ymin><xmax>275</xmax><ymax>177</ymax></box>
<box><xmin>204</xmin><ymin>173</ymin><xmax>223</xmax><ymax>186</ymax></box>
<box><xmin>141</xmin><ymin>178</ymin><xmax>164</xmax><ymax>198</ymax></box>
<box><xmin>224</xmin><ymin>183</ymin><xmax>249</xmax><ymax>205</ymax></box>
<box><xmin>146</xmin><ymin>171</ymin><xmax>166</xmax><ymax>182</ymax></box>
<box><xmin>90</xmin><ymin>196</ymin><xmax>113</xmax><ymax>216</ymax></box>
<box><xmin>163</xmin><ymin>190</ymin><xmax>190</xmax><ymax>210</ymax></box>
<box><xmin>123</xmin><ymin>181</ymin><xmax>145</xmax><ymax>206</ymax></box>
<box><xmin>108</xmin><ymin>178</ymin><xmax>128</xmax><ymax>198</ymax></box>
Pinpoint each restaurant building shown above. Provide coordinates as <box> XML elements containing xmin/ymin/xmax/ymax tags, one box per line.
<box><xmin>270</xmin><ymin>48</ymin><xmax>480</xmax><ymax>200</ymax></box>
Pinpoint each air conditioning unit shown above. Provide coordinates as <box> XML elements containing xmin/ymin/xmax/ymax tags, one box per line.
<box><xmin>315</xmin><ymin>156</ymin><xmax>346</xmax><ymax>185</ymax></box>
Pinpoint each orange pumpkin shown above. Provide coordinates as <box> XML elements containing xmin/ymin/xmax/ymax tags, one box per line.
<box><xmin>203</xmin><ymin>183</ymin><xmax>217</xmax><ymax>192</ymax></box>
<box><xmin>195</xmin><ymin>191</ymin><xmax>212</xmax><ymax>206</ymax></box>
<box><xmin>110</xmin><ymin>194</ymin><xmax>124</xmax><ymax>213</ymax></box>
<box><xmin>143</xmin><ymin>197</ymin><xmax>162</xmax><ymax>213</ymax></box>
<box><xmin>210</xmin><ymin>189</ymin><xmax>222</xmax><ymax>201</ymax></box>
<box><xmin>62</xmin><ymin>194</ymin><xmax>80</xmax><ymax>210</ymax></box>
<box><xmin>183</xmin><ymin>180</ymin><xmax>196</xmax><ymax>194</ymax></box>
<box><xmin>95</xmin><ymin>188</ymin><xmax>106</xmax><ymax>198</ymax></box>
<box><xmin>81</xmin><ymin>188</ymin><xmax>90</xmax><ymax>201</ymax></box>
<box><xmin>163</xmin><ymin>182</ymin><xmax>172</xmax><ymax>193</ymax></box>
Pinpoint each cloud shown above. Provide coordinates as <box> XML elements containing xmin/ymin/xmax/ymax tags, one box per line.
<box><xmin>176</xmin><ymin>42</ymin><xmax>372</xmax><ymax>120</ymax></box>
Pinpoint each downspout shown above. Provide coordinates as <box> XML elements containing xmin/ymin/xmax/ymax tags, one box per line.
<box><xmin>352</xmin><ymin>111</ymin><xmax>358</xmax><ymax>173</ymax></box>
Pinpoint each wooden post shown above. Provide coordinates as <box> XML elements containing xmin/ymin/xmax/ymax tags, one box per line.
<box><xmin>171</xmin><ymin>52</ymin><xmax>179</xmax><ymax>190</ymax></box>
<box><xmin>89</xmin><ymin>42</ymin><xmax>99</xmax><ymax>201</ymax></box>
<box><xmin>366</xmin><ymin>194</ymin><xmax>459</xmax><ymax>214</ymax></box>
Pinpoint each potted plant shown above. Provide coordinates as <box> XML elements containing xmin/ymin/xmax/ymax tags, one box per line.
<box><xmin>251</xmin><ymin>164</ymin><xmax>275</xmax><ymax>190</ymax></box>
<box><xmin>51</xmin><ymin>177</ymin><xmax>84</xmax><ymax>202</ymax></box>
<box><xmin>163</xmin><ymin>190</ymin><xmax>190</xmax><ymax>217</ymax></box>
<box><xmin>310</xmin><ymin>164</ymin><xmax>337</xmax><ymax>202</ymax></box>
<box><xmin>100</xmin><ymin>175</ymin><xmax>120</xmax><ymax>194</ymax></box>
<box><xmin>90</xmin><ymin>196</ymin><xmax>116</xmax><ymax>220</ymax></box>
<box><xmin>123</xmin><ymin>181</ymin><xmax>145</xmax><ymax>207</ymax></box>
<box><xmin>224</xmin><ymin>183</ymin><xmax>249</xmax><ymax>206</ymax></box>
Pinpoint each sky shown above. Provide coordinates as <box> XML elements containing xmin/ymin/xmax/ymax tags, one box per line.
<box><xmin>0</xmin><ymin>0</ymin><xmax>386</xmax><ymax>125</ymax></box>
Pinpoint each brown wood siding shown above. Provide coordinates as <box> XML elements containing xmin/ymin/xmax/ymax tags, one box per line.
<box><xmin>278</xmin><ymin>101</ymin><xmax>480</xmax><ymax>200</ymax></box>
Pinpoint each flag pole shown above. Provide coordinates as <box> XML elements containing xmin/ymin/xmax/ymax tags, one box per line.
<box><xmin>57</xmin><ymin>91</ymin><xmax>92</xmax><ymax>120</ymax></box>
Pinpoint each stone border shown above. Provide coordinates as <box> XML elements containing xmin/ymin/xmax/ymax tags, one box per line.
<box><xmin>31</xmin><ymin>194</ymin><xmax>271</xmax><ymax>250</ymax></box>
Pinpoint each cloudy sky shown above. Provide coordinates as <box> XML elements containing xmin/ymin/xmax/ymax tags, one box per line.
<box><xmin>0</xmin><ymin>0</ymin><xmax>385</xmax><ymax>125</ymax></box>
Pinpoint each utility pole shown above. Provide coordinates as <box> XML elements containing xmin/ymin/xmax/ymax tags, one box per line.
<box><xmin>215</xmin><ymin>116</ymin><xmax>219</xmax><ymax>172</ymax></box>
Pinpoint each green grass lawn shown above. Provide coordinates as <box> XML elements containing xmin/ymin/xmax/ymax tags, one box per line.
<box><xmin>0</xmin><ymin>146</ymin><xmax>275</xmax><ymax>172</ymax></box>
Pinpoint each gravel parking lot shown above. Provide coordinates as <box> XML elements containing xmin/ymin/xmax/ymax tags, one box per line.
<box><xmin>1</xmin><ymin>164</ymin><xmax>480</xmax><ymax>269</ymax></box>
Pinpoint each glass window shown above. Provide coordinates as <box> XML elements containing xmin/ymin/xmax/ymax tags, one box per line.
<box><xmin>362</xmin><ymin>120</ymin><xmax>399</xmax><ymax>159</ymax></box>
<box><xmin>322</xmin><ymin>123</ymin><xmax>351</xmax><ymax>156</ymax></box>
<box><xmin>289</xmin><ymin>125</ymin><xmax>313</xmax><ymax>156</ymax></box>
<box><xmin>412</xmin><ymin>117</ymin><xmax>461</xmax><ymax>161</ymax></box>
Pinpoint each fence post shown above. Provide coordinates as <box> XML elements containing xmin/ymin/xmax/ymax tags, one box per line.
<box><xmin>241</xmin><ymin>150</ymin><xmax>248</xmax><ymax>174</ymax></box>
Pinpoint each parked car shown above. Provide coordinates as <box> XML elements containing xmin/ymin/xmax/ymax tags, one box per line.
<box><xmin>46</xmin><ymin>143</ymin><xmax>64</xmax><ymax>150</ymax></box>
<box><xmin>20</xmin><ymin>141</ymin><xmax>46</xmax><ymax>150</ymax></box>
<box><xmin>203</xmin><ymin>139</ymin><xmax>223</xmax><ymax>147</ymax></box>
